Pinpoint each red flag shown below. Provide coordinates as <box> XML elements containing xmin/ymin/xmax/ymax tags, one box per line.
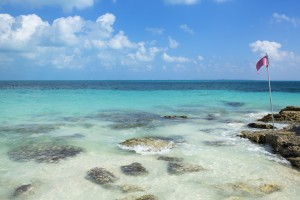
<box><xmin>256</xmin><ymin>55</ymin><xmax>269</xmax><ymax>73</ymax></box>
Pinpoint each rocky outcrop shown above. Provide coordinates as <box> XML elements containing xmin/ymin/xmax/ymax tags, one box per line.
<box><xmin>119</xmin><ymin>184</ymin><xmax>144</xmax><ymax>193</ymax></box>
<box><xmin>258</xmin><ymin>106</ymin><xmax>300</xmax><ymax>123</ymax></box>
<box><xmin>239</xmin><ymin>125</ymin><xmax>300</xmax><ymax>169</ymax></box>
<box><xmin>121</xmin><ymin>163</ymin><xmax>148</xmax><ymax>176</ymax></box>
<box><xmin>86</xmin><ymin>167</ymin><xmax>118</xmax><ymax>185</ymax></box>
<box><xmin>119</xmin><ymin>194</ymin><xmax>158</xmax><ymax>200</ymax></box>
<box><xmin>247</xmin><ymin>123</ymin><xmax>275</xmax><ymax>129</ymax></box>
<box><xmin>167</xmin><ymin>162</ymin><xmax>204</xmax><ymax>175</ymax></box>
<box><xmin>8</xmin><ymin>143</ymin><xmax>83</xmax><ymax>163</ymax></box>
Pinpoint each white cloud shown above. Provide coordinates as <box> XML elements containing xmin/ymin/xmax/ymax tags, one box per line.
<box><xmin>198</xmin><ymin>55</ymin><xmax>204</xmax><ymax>61</ymax></box>
<box><xmin>0</xmin><ymin>13</ymin><xmax>161</xmax><ymax>70</ymax></box>
<box><xmin>0</xmin><ymin>0</ymin><xmax>94</xmax><ymax>12</ymax></box>
<box><xmin>272</xmin><ymin>12</ymin><xmax>300</xmax><ymax>27</ymax></box>
<box><xmin>164</xmin><ymin>0</ymin><xmax>199</xmax><ymax>5</ymax></box>
<box><xmin>168</xmin><ymin>36</ymin><xmax>179</xmax><ymax>49</ymax></box>
<box><xmin>162</xmin><ymin>52</ymin><xmax>190</xmax><ymax>63</ymax></box>
<box><xmin>249</xmin><ymin>40</ymin><xmax>294</xmax><ymax>62</ymax></box>
<box><xmin>180</xmin><ymin>24</ymin><xmax>195</xmax><ymax>34</ymax></box>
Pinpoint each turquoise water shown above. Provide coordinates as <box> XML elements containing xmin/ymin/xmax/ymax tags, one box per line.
<box><xmin>1</xmin><ymin>81</ymin><xmax>300</xmax><ymax>200</ymax></box>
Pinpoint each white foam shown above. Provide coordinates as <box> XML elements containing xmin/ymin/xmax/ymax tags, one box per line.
<box><xmin>118</xmin><ymin>143</ymin><xmax>173</xmax><ymax>155</ymax></box>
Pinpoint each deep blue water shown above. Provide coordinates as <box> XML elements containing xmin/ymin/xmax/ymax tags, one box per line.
<box><xmin>0</xmin><ymin>80</ymin><xmax>300</xmax><ymax>92</ymax></box>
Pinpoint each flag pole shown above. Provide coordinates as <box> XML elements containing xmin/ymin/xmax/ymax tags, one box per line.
<box><xmin>266</xmin><ymin>53</ymin><xmax>275</xmax><ymax>128</ymax></box>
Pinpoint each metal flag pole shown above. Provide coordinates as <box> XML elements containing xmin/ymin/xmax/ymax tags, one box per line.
<box><xmin>266</xmin><ymin>53</ymin><xmax>275</xmax><ymax>128</ymax></box>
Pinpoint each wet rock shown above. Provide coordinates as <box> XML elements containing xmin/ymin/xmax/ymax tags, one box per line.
<box><xmin>8</xmin><ymin>143</ymin><xmax>83</xmax><ymax>163</ymax></box>
<box><xmin>286</xmin><ymin>157</ymin><xmax>300</xmax><ymax>168</ymax></box>
<box><xmin>13</xmin><ymin>184</ymin><xmax>33</xmax><ymax>197</ymax></box>
<box><xmin>284</xmin><ymin>125</ymin><xmax>300</xmax><ymax>135</ymax></box>
<box><xmin>162</xmin><ymin>115</ymin><xmax>187</xmax><ymax>119</ymax></box>
<box><xmin>205</xmin><ymin>114</ymin><xmax>217</xmax><ymax>121</ymax></box>
<box><xmin>119</xmin><ymin>137</ymin><xmax>176</xmax><ymax>153</ymax></box>
<box><xmin>259</xmin><ymin>106</ymin><xmax>300</xmax><ymax>123</ymax></box>
<box><xmin>258</xmin><ymin>184</ymin><xmax>281</xmax><ymax>194</ymax></box>
<box><xmin>157</xmin><ymin>156</ymin><xmax>183</xmax><ymax>162</ymax></box>
<box><xmin>224</xmin><ymin>196</ymin><xmax>244</xmax><ymax>200</ymax></box>
<box><xmin>120</xmin><ymin>184</ymin><xmax>144</xmax><ymax>193</ymax></box>
<box><xmin>239</xmin><ymin>131</ymin><xmax>267</xmax><ymax>143</ymax></box>
<box><xmin>167</xmin><ymin>162</ymin><xmax>204</xmax><ymax>175</ymax></box>
<box><xmin>121</xmin><ymin>163</ymin><xmax>148</xmax><ymax>176</ymax></box>
<box><xmin>247</xmin><ymin>123</ymin><xmax>275</xmax><ymax>129</ymax></box>
<box><xmin>86</xmin><ymin>167</ymin><xmax>118</xmax><ymax>185</ymax></box>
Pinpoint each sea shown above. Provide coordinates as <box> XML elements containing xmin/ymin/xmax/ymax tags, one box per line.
<box><xmin>0</xmin><ymin>80</ymin><xmax>300</xmax><ymax>200</ymax></box>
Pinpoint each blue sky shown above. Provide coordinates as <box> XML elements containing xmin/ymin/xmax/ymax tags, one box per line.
<box><xmin>0</xmin><ymin>0</ymin><xmax>300</xmax><ymax>80</ymax></box>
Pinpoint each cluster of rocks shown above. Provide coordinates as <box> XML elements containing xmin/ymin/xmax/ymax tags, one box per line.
<box><xmin>239</xmin><ymin>106</ymin><xmax>300</xmax><ymax>169</ymax></box>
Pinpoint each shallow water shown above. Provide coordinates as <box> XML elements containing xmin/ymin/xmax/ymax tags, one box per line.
<box><xmin>1</xmin><ymin>81</ymin><xmax>300</xmax><ymax>200</ymax></box>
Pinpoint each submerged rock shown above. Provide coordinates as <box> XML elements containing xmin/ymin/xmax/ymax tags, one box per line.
<box><xmin>120</xmin><ymin>184</ymin><xmax>145</xmax><ymax>193</ymax></box>
<box><xmin>203</xmin><ymin>140</ymin><xmax>234</xmax><ymax>147</ymax></box>
<box><xmin>121</xmin><ymin>163</ymin><xmax>148</xmax><ymax>176</ymax></box>
<box><xmin>13</xmin><ymin>184</ymin><xmax>33</xmax><ymax>197</ymax></box>
<box><xmin>167</xmin><ymin>162</ymin><xmax>204</xmax><ymax>175</ymax></box>
<box><xmin>109</xmin><ymin>123</ymin><xmax>148</xmax><ymax>130</ymax></box>
<box><xmin>8</xmin><ymin>143</ymin><xmax>83</xmax><ymax>163</ymax></box>
<box><xmin>157</xmin><ymin>156</ymin><xmax>183</xmax><ymax>162</ymax></box>
<box><xmin>86</xmin><ymin>167</ymin><xmax>118</xmax><ymax>185</ymax></box>
<box><xmin>0</xmin><ymin>124</ymin><xmax>59</xmax><ymax>134</ymax></box>
<box><xmin>119</xmin><ymin>137</ymin><xmax>176</xmax><ymax>153</ymax></box>
<box><xmin>247</xmin><ymin>123</ymin><xmax>275</xmax><ymax>129</ymax></box>
<box><xmin>258</xmin><ymin>184</ymin><xmax>281</xmax><ymax>194</ymax></box>
<box><xmin>224</xmin><ymin>102</ymin><xmax>245</xmax><ymax>107</ymax></box>
<box><xmin>162</xmin><ymin>115</ymin><xmax>187</xmax><ymax>119</ymax></box>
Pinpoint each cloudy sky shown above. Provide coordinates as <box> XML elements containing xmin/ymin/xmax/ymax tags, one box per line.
<box><xmin>0</xmin><ymin>0</ymin><xmax>299</xmax><ymax>80</ymax></box>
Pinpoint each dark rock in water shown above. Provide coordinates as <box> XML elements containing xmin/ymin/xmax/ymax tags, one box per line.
<box><xmin>13</xmin><ymin>184</ymin><xmax>33</xmax><ymax>197</ymax></box>
<box><xmin>8</xmin><ymin>143</ymin><xmax>83</xmax><ymax>163</ymax></box>
<box><xmin>286</xmin><ymin>157</ymin><xmax>300</xmax><ymax>168</ymax></box>
<box><xmin>121</xmin><ymin>163</ymin><xmax>148</xmax><ymax>176</ymax></box>
<box><xmin>224</xmin><ymin>102</ymin><xmax>245</xmax><ymax>107</ymax></box>
<box><xmin>279</xmin><ymin>106</ymin><xmax>300</xmax><ymax>113</ymax></box>
<box><xmin>205</xmin><ymin>114</ymin><xmax>217</xmax><ymax>121</ymax></box>
<box><xmin>157</xmin><ymin>156</ymin><xmax>183</xmax><ymax>162</ymax></box>
<box><xmin>86</xmin><ymin>167</ymin><xmax>118</xmax><ymax>185</ymax></box>
<box><xmin>163</xmin><ymin>115</ymin><xmax>188</xmax><ymax>119</ymax></box>
<box><xmin>248</xmin><ymin>123</ymin><xmax>275</xmax><ymax>129</ymax></box>
<box><xmin>167</xmin><ymin>162</ymin><xmax>204</xmax><ymax>175</ymax></box>
<box><xmin>284</xmin><ymin>125</ymin><xmax>300</xmax><ymax>135</ymax></box>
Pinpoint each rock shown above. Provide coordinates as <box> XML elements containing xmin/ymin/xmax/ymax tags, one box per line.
<box><xmin>120</xmin><ymin>185</ymin><xmax>144</xmax><ymax>193</ymax></box>
<box><xmin>163</xmin><ymin>115</ymin><xmax>187</xmax><ymax>119</ymax></box>
<box><xmin>239</xmin><ymin>131</ymin><xmax>267</xmax><ymax>143</ymax></box>
<box><xmin>247</xmin><ymin>123</ymin><xmax>275</xmax><ymax>129</ymax></box>
<box><xmin>121</xmin><ymin>163</ymin><xmax>148</xmax><ymax>176</ymax></box>
<box><xmin>86</xmin><ymin>167</ymin><xmax>118</xmax><ymax>185</ymax></box>
<box><xmin>136</xmin><ymin>195</ymin><xmax>158</xmax><ymax>200</ymax></box>
<box><xmin>224</xmin><ymin>197</ymin><xmax>244</xmax><ymax>200</ymax></box>
<box><xmin>0</xmin><ymin>124</ymin><xmax>59</xmax><ymax>134</ymax></box>
<box><xmin>259</xmin><ymin>106</ymin><xmax>300</xmax><ymax>123</ymax></box>
<box><xmin>109</xmin><ymin>123</ymin><xmax>148</xmax><ymax>130</ymax></box>
<box><xmin>13</xmin><ymin>184</ymin><xmax>33</xmax><ymax>197</ymax></box>
<box><xmin>157</xmin><ymin>156</ymin><xmax>183</xmax><ymax>162</ymax></box>
<box><xmin>8</xmin><ymin>143</ymin><xmax>83</xmax><ymax>163</ymax></box>
<box><xmin>284</xmin><ymin>125</ymin><xmax>300</xmax><ymax>135</ymax></box>
<box><xmin>167</xmin><ymin>162</ymin><xmax>204</xmax><ymax>175</ymax></box>
<box><xmin>119</xmin><ymin>137</ymin><xmax>176</xmax><ymax>153</ymax></box>
<box><xmin>286</xmin><ymin>157</ymin><xmax>300</xmax><ymax>168</ymax></box>
<box><xmin>258</xmin><ymin>184</ymin><xmax>281</xmax><ymax>194</ymax></box>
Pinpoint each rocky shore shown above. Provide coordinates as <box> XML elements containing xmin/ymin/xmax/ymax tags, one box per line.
<box><xmin>239</xmin><ymin>106</ymin><xmax>300</xmax><ymax>169</ymax></box>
